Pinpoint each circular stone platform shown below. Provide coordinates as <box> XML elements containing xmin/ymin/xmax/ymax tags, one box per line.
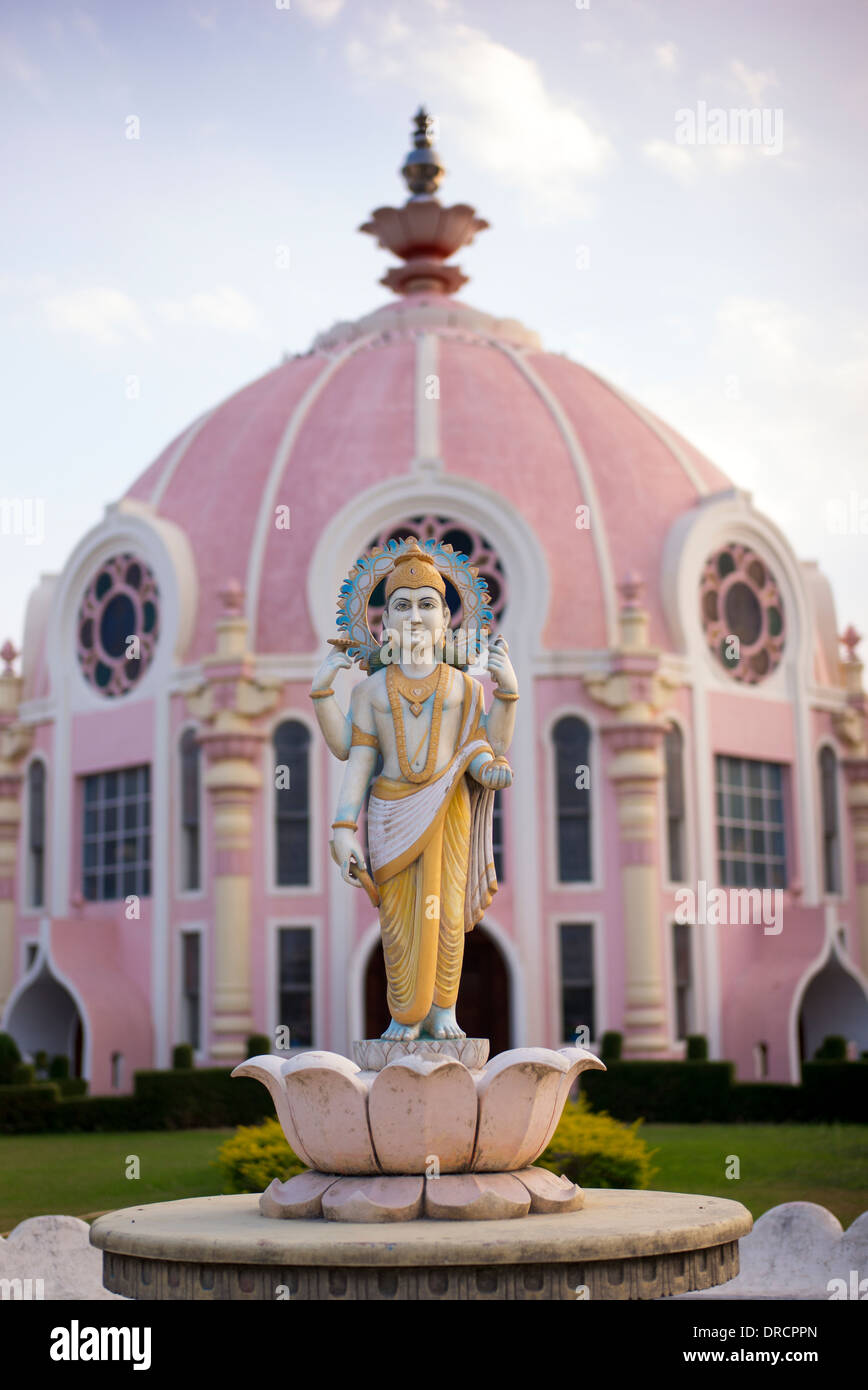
<box><xmin>90</xmin><ymin>1190</ymin><xmax>752</xmax><ymax>1301</ymax></box>
<box><xmin>351</xmin><ymin>1037</ymin><xmax>489</xmax><ymax>1071</ymax></box>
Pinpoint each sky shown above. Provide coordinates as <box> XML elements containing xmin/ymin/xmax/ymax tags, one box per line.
<box><xmin>1</xmin><ymin>0</ymin><xmax>866</xmax><ymax>667</ymax></box>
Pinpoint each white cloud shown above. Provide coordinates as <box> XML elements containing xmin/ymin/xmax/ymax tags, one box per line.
<box><xmin>642</xmin><ymin>138</ymin><xmax>694</xmax><ymax>182</ymax></box>
<box><xmin>295</xmin><ymin>0</ymin><xmax>345</xmax><ymax>25</ymax></box>
<box><xmin>0</xmin><ymin>38</ymin><xmax>47</xmax><ymax>100</ymax></box>
<box><xmin>730</xmin><ymin>59</ymin><xmax>779</xmax><ymax>107</ymax></box>
<box><xmin>654</xmin><ymin>41</ymin><xmax>679</xmax><ymax>73</ymax></box>
<box><xmin>346</xmin><ymin>19</ymin><xmax>612</xmax><ymax>220</ymax></box>
<box><xmin>155</xmin><ymin>285</ymin><xmax>261</xmax><ymax>333</ymax></box>
<box><xmin>42</xmin><ymin>287</ymin><xmax>151</xmax><ymax>345</ymax></box>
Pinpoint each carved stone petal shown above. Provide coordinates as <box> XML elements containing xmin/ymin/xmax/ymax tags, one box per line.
<box><xmin>281</xmin><ymin>1052</ymin><xmax>380</xmax><ymax>1175</ymax></box>
<box><xmin>424</xmin><ymin>1173</ymin><xmax>530</xmax><ymax>1221</ymax></box>
<box><xmin>230</xmin><ymin>1055</ymin><xmax>316</xmax><ymax>1169</ymax></box>
<box><xmin>533</xmin><ymin>1046</ymin><xmax>607</xmax><ymax>1157</ymax></box>
<box><xmin>321</xmin><ymin>1176</ymin><xmax>424</xmax><ymax>1223</ymax></box>
<box><xmin>368</xmin><ymin>1054</ymin><xmax>477</xmax><ymax>1174</ymax></box>
<box><xmin>260</xmin><ymin>1170</ymin><xmax>339</xmax><ymax>1219</ymax></box>
<box><xmin>471</xmin><ymin>1048</ymin><xmax>569</xmax><ymax>1172</ymax></box>
<box><xmin>513</xmin><ymin>1166</ymin><xmax>584</xmax><ymax>1213</ymax></box>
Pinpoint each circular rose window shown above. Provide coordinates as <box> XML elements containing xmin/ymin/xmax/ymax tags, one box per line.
<box><xmin>77</xmin><ymin>554</ymin><xmax>160</xmax><ymax>696</ymax></box>
<box><xmin>699</xmin><ymin>542</ymin><xmax>785</xmax><ymax>684</ymax></box>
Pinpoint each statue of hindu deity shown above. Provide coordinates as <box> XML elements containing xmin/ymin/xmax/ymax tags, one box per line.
<box><xmin>309</xmin><ymin>537</ymin><xmax>518</xmax><ymax>1042</ymax></box>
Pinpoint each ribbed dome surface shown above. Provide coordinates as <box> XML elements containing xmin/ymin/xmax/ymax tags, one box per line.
<box><xmin>125</xmin><ymin>294</ymin><xmax>733</xmax><ymax>659</ymax></box>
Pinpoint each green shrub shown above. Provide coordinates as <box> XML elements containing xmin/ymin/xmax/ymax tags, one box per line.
<box><xmin>172</xmin><ymin>1043</ymin><xmax>194</xmax><ymax>1070</ymax></box>
<box><xmin>0</xmin><ymin>1033</ymin><xmax>22</xmax><ymax>1085</ymax></box>
<box><xmin>12</xmin><ymin>1063</ymin><xmax>35</xmax><ymax>1086</ymax></box>
<box><xmin>48</xmin><ymin>1055</ymin><xmax>70</xmax><ymax>1080</ymax></box>
<box><xmin>56</xmin><ymin>1077</ymin><xmax>88</xmax><ymax>1098</ymax></box>
<box><xmin>216</xmin><ymin>1117</ymin><xmax>306</xmax><ymax>1194</ymax></box>
<box><xmin>246</xmin><ymin>1034</ymin><xmax>271</xmax><ymax>1057</ymax></box>
<box><xmin>600</xmin><ymin>1031</ymin><xmax>622</xmax><ymax>1061</ymax></box>
<box><xmin>537</xmin><ymin>1093</ymin><xmax>657</xmax><ymax>1189</ymax></box>
<box><xmin>813</xmin><ymin>1035</ymin><xmax>847</xmax><ymax>1061</ymax></box>
<box><xmin>686</xmin><ymin>1034</ymin><xmax>709</xmax><ymax>1061</ymax></box>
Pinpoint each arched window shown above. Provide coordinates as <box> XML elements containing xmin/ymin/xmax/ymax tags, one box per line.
<box><xmin>179</xmin><ymin>729</ymin><xmax>201</xmax><ymax>892</ymax></box>
<box><xmin>819</xmin><ymin>746</ymin><xmax>841</xmax><ymax>894</ymax></box>
<box><xmin>553</xmin><ymin>716</ymin><xmax>591</xmax><ymax>882</ymax></box>
<box><xmin>27</xmin><ymin>760</ymin><xmax>46</xmax><ymax>909</ymax></box>
<box><xmin>274</xmin><ymin>720</ymin><xmax>311</xmax><ymax>887</ymax></box>
<box><xmin>664</xmin><ymin>724</ymin><xmax>686</xmax><ymax>883</ymax></box>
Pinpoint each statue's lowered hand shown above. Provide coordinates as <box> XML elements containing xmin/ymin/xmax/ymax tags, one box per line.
<box><xmin>472</xmin><ymin>756</ymin><xmax>513</xmax><ymax>790</ymax></box>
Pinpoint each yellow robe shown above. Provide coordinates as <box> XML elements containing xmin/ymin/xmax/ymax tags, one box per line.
<box><xmin>367</xmin><ymin>671</ymin><xmax>497</xmax><ymax>1026</ymax></box>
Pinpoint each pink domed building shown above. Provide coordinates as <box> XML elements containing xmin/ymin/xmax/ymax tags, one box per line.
<box><xmin>2</xmin><ymin>113</ymin><xmax>867</xmax><ymax>1094</ymax></box>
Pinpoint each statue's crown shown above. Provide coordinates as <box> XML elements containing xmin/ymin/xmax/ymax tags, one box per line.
<box><xmin>384</xmin><ymin>539</ymin><xmax>446</xmax><ymax>600</ymax></box>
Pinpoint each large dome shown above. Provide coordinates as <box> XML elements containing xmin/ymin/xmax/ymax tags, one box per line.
<box><xmin>124</xmin><ymin>290</ymin><xmax>733</xmax><ymax>663</ymax></box>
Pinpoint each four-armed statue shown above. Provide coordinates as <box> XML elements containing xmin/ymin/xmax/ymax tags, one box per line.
<box><xmin>310</xmin><ymin>536</ymin><xmax>516</xmax><ymax>1043</ymax></box>
<box><xmin>233</xmin><ymin>533</ymin><xmax>605</xmax><ymax>1223</ymax></box>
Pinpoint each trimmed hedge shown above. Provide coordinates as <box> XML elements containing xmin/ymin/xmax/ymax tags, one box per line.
<box><xmin>582</xmin><ymin>1059</ymin><xmax>868</xmax><ymax>1124</ymax></box>
<box><xmin>0</xmin><ymin>1082</ymin><xmax>61</xmax><ymax>1130</ymax></box>
<box><xmin>726</xmin><ymin>1082</ymin><xmax>807</xmax><ymax>1123</ymax></box>
<box><xmin>582</xmin><ymin>1061</ymin><xmax>734</xmax><ymax>1122</ymax></box>
<box><xmin>131</xmin><ymin>1069</ymin><xmax>272</xmax><ymax>1129</ymax></box>
<box><xmin>800</xmin><ymin>1061</ymin><xmax>868</xmax><ymax>1123</ymax></box>
<box><xmin>0</xmin><ymin>1067</ymin><xmax>271</xmax><ymax>1134</ymax></box>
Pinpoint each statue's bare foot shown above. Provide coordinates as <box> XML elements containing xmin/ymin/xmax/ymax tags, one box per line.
<box><xmin>421</xmin><ymin>1005</ymin><xmax>466</xmax><ymax>1040</ymax></box>
<box><xmin>381</xmin><ymin>1017</ymin><xmax>421</xmax><ymax>1041</ymax></box>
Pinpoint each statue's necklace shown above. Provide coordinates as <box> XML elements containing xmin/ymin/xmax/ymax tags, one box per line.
<box><xmin>387</xmin><ymin>663</ymin><xmax>449</xmax><ymax>783</ymax></box>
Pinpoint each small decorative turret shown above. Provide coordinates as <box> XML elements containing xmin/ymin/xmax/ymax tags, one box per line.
<box><xmin>359</xmin><ymin>107</ymin><xmax>489</xmax><ymax>297</ymax></box>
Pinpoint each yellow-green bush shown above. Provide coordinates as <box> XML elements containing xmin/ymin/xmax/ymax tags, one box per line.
<box><xmin>537</xmin><ymin>1093</ymin><xmax>657</xmax><ymax>1189</ymax></box>
<box><xmin>216</xmin><ymin>1118</ymin><xmax>306</xmax><ymax>1193</ymax></box>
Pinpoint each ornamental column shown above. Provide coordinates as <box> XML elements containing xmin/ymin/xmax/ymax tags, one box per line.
<box><xmin>584</xmin><ymin>575</ymin><xmax>681</xmax><ymax>1058</ymax></box>
<box><xmin>834</xmin><ymin>627</ymin><xmax>868</xmax><ymax>972</ymax></box>
<box><xmin>187</xmin><ymin>583</ymin><xmax>282</xmax><ymax>1064</ymax></box>
<box><xmin>0</xmin><ymin>642</ymin><xmax>33</xmax><ymax>1015</ymax></box>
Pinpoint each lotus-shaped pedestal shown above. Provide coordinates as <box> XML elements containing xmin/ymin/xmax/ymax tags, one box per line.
<box><xmin>232</xmin><ymin>1044</ymin><xmax>605</xmax><ymax>1222</ymax></box>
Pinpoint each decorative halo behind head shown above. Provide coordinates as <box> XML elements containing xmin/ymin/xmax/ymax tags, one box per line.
<box><xmin>335</xmin><ymin>535</ymin><xmax>493</xmax><ymax>671</ymax></box>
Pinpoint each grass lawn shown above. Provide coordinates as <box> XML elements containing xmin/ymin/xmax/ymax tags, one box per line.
<box><xmin>0</xmin><ymin>1128</ymin><xmax>235</xmax><ymax>1233</ymax></box>
<box><xmin>640</xmin><ymin>1123</ymin><xmax>868</xmax><ymax>1228</ymax></box>
<box><xmin>1</xmin><ymin>1123</ymin><xmax>866</xmax><ymax>1233</ymax></box>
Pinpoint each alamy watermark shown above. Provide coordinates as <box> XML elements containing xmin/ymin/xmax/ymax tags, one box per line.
<box><xmin>674</xmin><ymin>882</ymin><xmax>783</xmax><ymax>936</ymax></box>
<box><xmin>0</xmin><ymin>497</ymin><xmax>44</xmax><ymax>546</ymax></box>
<box><xmin>675</xmin><ymin>102</ymin><xmax>783</xmax><ymax>155</ymax></box>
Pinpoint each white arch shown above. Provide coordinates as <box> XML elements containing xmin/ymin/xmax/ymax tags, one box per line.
<box><xmin>2</xmin><ymin>931</ymin><xmax>91</xmax><ymax>1081</ymax></box>
<box><xmin>788</xmin><ymin>904</ymin><xmax>868</xmax><ymax>1080</ymax></box>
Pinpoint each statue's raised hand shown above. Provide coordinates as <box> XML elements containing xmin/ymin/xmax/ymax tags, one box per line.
<box><xmin>312</xmin><ymin>645</ymin><xmax>352</xmax><ymax>693</ymax></box>
<box><xmin>487</xmin><ymin>634</ymin><xmax>517</xmax><ymax>693</ymax></box>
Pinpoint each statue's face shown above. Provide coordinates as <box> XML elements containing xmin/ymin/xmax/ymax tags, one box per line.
<box><xmin>385</xmin><ymin>586</ymin><xmax>449</xmax><ymax>655</ymax></box>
